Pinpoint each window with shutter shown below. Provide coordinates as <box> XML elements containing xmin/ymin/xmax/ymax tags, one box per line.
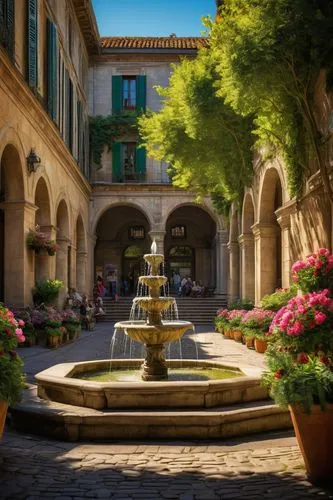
<box><xmin>27</xmin><ymin>0</ymin><xmax>38</xmax><ymax>87</ymax></box>
<box><xmin>135</xmin><ymin>145</ymin><xmax>146</xmax><ymax>182</ymax></box>
<box><xmin>46</xmin><ymin>18</ymin><xmax>57</xmax><ymax>121</ymax></box>
<box><xmin>112</xmin><ymin>142</ymin><xmax>122</xmax><ymax>182</ymax></box>
<box><xmin>136</xmin><ymin>75</ymin><xmax>146</xmax><ymax>111</ymax></box>
<box><xmin>0</xmin><ymin>0</ymin><xmax>15</xmax><ymax>59</ymax></box>
<box><xmin>68</xmin><ymin>78</ymin><xmax>73</xmax><ymax>153</ymax></box>
<box><xmin>112</xmin><ymin>75</ymin><xmax>122</xmax><ymax>114</ymax></box>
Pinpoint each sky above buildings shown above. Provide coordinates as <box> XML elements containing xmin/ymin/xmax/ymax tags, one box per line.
<box><xmin>91</xmin><ymin>0</ymin><xmax>216</xmax><ymax>37</ymax></box>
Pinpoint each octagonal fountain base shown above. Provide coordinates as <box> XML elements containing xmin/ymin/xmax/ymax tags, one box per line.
<box><xmin>8</xmin><ymin>359</ymin><xmax>292</xmax><ymax>441</ymax></box>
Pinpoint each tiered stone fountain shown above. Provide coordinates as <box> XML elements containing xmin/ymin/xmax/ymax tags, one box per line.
<box><xmin>114</xmin><ymin>240</ymin><xmax>194</xmax><ymax>381</ymax></box>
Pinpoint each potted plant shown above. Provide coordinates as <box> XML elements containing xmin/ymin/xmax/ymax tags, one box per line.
<box><xmin>26</xmin><ymin>227</ymin><xmax>59</xmax><ymax>256</ymax></box>
<box><xmin>241</xmin><ymin>309</ymin><xmax>275</xmax><ymax>352</ymax></box>
<box><xmin>46</xmin><ymin>326</ymin><xmax>62</xmax><ymax>348</ymax></box>
<box><xmin>228</xmin><ymin>309</ymin><xmax>247</xmax><ymax>341</ymax></box>
<box><xmin>263</xmin><ymin>288</ymin><xmax>333</xmax><ymax>484</ymax></box>
<box><xmin>32</xmin><ymin>279</ymin><xmax>64</xmax><ymax>306</ymax></box>
<box><xmin>30</xmin><ymin>309</ymin><xmax>47</xmax><ymax>345</ymax></box>
<box><xmin>215</xmin><ymin>308</ymin><xmax>230</xmax><ymax>336</ymax></box>
<box><xmin>0</xmin><ymin>305</ymin><xmax>25</xmax><ymax>439</ymax></box>
<box><xmin>261</xmin><ymin>285</ymin><xmax>298</xmax><ymax>311</ymax></box>
<box><xmin>62</xmin><ymin>310</ymin><xmax>81</xmax><ymax>341</ymax></box>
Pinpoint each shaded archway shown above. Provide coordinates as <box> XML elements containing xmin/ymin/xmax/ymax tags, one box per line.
<box><xmin>34</xmin><ymin>177</ymin><xmax>52</xmax><ymax>283</ymax></box>
<box><xmin>240</xmin><ymin>193</ymin><xmax>255</xmax><ymax>301</ymax></box>
<box><xmin>165</xmin><ymin>206</ymin><xmax>216</xmax><ymax>288</ymax></box>
<box><xmin>95</xmin><ymin>205</ymin><xmax>150</xmax><ymax>296</ymax></box>
<box><xmin>228</xmin><ymin>207</ymin><xmax>240</xmax><ymax>302</ymax></box>
<box><xmin>0</xmin><ymin>144</ymin><xmax>25</xmax><ymax>304</ymax></box>
<box><xmin>255</xmin><ymin>168</ymin><xmax>283</xmax><ymax>302</ymax></box>
<box><xmin>56</xmin><ymin>200</ymin><xmax>70</xmax><ymax>305</ymax></box>
<box><xmin>76</xmin><ymin>215</ymin><xmax>87</xmax><ymax>294</ymax></box>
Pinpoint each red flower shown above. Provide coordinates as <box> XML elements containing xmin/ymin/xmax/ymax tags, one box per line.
<box><xmin>297</xmin><ymin>352</ymin><xmax>309</xmax><ymax>364</ymax></box>
<box><xmin>274</xmin><ymin>368</ymin><xmax>285</xmax><ymax>379</ymax></box>
<box><xmin>319</xmin><ymin>355</ymin><xmax>330</xmax><ymax>366</ymax></box>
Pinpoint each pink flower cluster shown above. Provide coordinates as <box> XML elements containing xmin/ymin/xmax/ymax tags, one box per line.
<box><xmin>228</xmin><ymin>309</ymin><xmax>247</xmax><ymax>321</ymax></box>
<box><xmin>292</xmin><ymin>248</ymin><xmax>333</xmax><ymax>278</ymax></box>
<box><xmin>216</xmin><ymin>308</ymin><xmax>230</xmax><ymax>319</ymax></box>
<box><xmin>241</xmin><ymin>308</ymin><xmax>275</xmax><ymax>329</ymax></box>
<box><xmin>0</xmin><ymin>306</ymin><xmax>25</xmax><ymax>344</ymax></box>
<box><xmin>269</xmin><ymin>289</ymin><xmax>333</xmax><ymax>336</ymax></box>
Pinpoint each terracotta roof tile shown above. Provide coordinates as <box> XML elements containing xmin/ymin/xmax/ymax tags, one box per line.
<box><xmin>100</xmin><ymin>37</ymin><xmax>208</xmax><ymax>50</ymax></box>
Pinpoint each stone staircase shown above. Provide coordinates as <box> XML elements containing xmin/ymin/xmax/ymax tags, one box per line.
<box><xmin>101</xmin><ymin>296</ymin><xmax>227</xmax><ymax>324</ymax></box>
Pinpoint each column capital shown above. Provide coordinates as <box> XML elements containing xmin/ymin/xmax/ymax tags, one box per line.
<box><xmin>238</xmin><ymin>233</ymin><xmax>254</xmax><ymax>248</ymax></box>
<box><xmin>0</xmin><ymin>200</ymin><xmax>38</xmax><ymax>213</ymax></box>
<box><xmin>251</xmin><ymin>222</ymin><xmax>277</xmax><ymax>240</ymax></box>
<box><xmin>275</xmin><ymin>202</ymin><xmax>297</xmax><ymax>230</ymax></box>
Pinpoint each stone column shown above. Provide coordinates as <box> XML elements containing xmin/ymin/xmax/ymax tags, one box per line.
<box><xmin>148</xmin><ymin>231</ymin><xmax>166</xmax><ymax>255</ymax></box>
<box><xmin>252</xmin><ymin>222</ymin><xmax>278</xmax><ymax>304</ymax></box>
<box><xmin>2</xmin><ymin>201</ymin><xmax>37</xmax><ymax>306</ymax></box>
<box><xmin>36</xmin><ymin>225</ymin><xmax>57</xmax><ymax>282</ymax></box>
<box><xmin>276</xmin><ymin>203</ymin><xmax>296</xmax><ymax>289</ymax></box>
<box><xmin>56</xmin><ymin>238</ymin><xmax>69</xmax><ymax>307</ymax></box>
<box><xmin>227</xmin><ymin>241</ymin><xmax>240</xmax><ymax>303</ymax></box>
<box><xmin>76</xmin><ymin>251</ymin><xmax>88</xmax><ymax>294</ymax></box>
<box><xmin>238</xmin><ymin>233</ymin><xmax>255</xmax><ymax>301</ymax></box>
<box><xmin>215</xmin><ymin>230</ymin><xmax>229</xmax><ymax>295</ymax></box>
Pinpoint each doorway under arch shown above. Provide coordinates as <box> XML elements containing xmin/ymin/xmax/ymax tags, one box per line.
<box><xmin>240</xmin><ymin>193</ymin><xmax>255</xmax><ymax>301</ymax></box>
<box><xmin>95</xmin><ymin>205</ymin><xmax>150</xmax><ymax>296</ymax></box>
<box><xmin>34</xmin><ymin>177</ymin><xmax>52</xmax><ymax>283</ymax></box>
<box><xmin>165</xmin><ymin>206</ymin><xmax>216</xmax><ymax>288</ymax></box>
<box><xmin>0</xmin><ymin>144</ymin><xmax>25</xmax><ymax>304</ymax></box>
<box><xmin>257</xmin><ymin>168</ymin><xmax>283</xmax><ymax>301</ymax></box>
<box><xmin>76</xmin><ymin>215</ymin><xmax>87</xmax><ymax>294</ymax></box>
<box><xmin>56</xmin><ymin>200</ymin><xmax>70</xmax><ymax>304</ymax></box>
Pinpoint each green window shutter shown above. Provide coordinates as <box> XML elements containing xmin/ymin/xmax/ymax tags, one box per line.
<box><xmin>0</xmin><ymin>0</ymin><xmax>15</xmax><ymax>58</ymax></box>
<box><xmin>46</xmin><ymin>18</ymin><xmax>57</xmax><ymax>121</ymax></box>
<box><xmin>112</xmin><ymin>75</ymin><xmax>122</xmax><ymax>114</ymax></box>
<box><xmin>136</xmin><ymin>75</ymin><xmax>146</xmax><ymax>111</ymax></box>
<box><xmin>68</xmin><ymin>78</ymin><xmax>73</xmax><ymax>153</ymax></box>
<box><xmin>27</xmin><ymin>0</ymin><xmax>38</xmax><ymax>87</ymax></box>
<box><xmin>112</xmin><ymin>142</ymin><xmax>122</xmax><ymax>182</ymax></box>
<box><xmin>135</xmin><ymin>145</ymin><xmax>146</xmax><ymax>182</ymax></box>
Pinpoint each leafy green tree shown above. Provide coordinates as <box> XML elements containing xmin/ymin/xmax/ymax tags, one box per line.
<box><xmin>139</xmin><ymin>49</ymin><xmax>254</xmax><ymax>202</ymax></box>
<box><xmin>210</xmin><ymin>0</ymin><xmax>333</xmax><ymax>199</ymax></box>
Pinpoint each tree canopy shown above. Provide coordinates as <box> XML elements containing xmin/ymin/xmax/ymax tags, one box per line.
<box><xmin>210</xmin><ymin>0</ymin><xmax>333</xmax><ymax>198</ymax></box>
<box><xmin>139</xmin><ymin>49</ymin><xmax>254</xmax><ymax>203</ymax></box>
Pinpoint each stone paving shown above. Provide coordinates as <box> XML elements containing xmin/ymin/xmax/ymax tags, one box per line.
<box><xmin>1</xmin><ymin>323</ymin><xmax>332</xmax><ymax>499</ymax></box>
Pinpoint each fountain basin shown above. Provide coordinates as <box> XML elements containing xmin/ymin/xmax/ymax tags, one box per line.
<box><xmin>133</xmin><ymin>297</ymin><xmax>175</xmax><ymax>314</ymax></box>
<box><xmin>114</xmin><ymin>320</ymin><xmax>193</xmax><ymax>344</ymax></box>
<box><xmin>35</xmin><ymin>359</ymin><xmax>268</xmax><ymax>410</ymax></box>
<box><xmin>139</xmin><ymin>275</ymin><xmax>167</xmax><ymax>289</ymax></box>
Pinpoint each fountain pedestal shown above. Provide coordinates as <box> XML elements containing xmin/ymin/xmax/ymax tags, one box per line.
<box><xmin>142</xmin><ymin>344</ymin><xmax>167</xmax><ymax>381</ymax></box>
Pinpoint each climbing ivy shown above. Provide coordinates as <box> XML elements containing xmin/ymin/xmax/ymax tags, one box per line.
<box><xmin>89</xmin><ymin>111</ymin><xmax>139</xmax><ymax>166</ymax></box>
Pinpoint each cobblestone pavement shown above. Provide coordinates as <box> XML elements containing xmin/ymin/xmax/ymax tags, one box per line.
<box><xmin>1</xmin><ymin>429</ymin><xmax>332</xmax><ymax>499</ymax></box>
<box><xmin>1</xmin><ymin>324</ymin><xmax>331</xmax><ymax>499</ymax></box>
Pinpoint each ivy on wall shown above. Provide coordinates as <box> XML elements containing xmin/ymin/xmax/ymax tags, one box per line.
<box><xmin>89</xmin><ymin>111</ymin><xmax>139</xmax><ymax>166</ymax></box>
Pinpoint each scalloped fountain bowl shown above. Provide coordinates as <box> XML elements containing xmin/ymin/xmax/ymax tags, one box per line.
<box><xmin>133</xmin><ymin>297</ymin><xmax>175</xmax><ymax>314</ymax></box>
<box><xmin>114</xmin><ymin>319</ymin><xmax>193</xmax><ymax>344</ymax></box>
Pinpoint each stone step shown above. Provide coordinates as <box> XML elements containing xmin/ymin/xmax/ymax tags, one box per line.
<box><xmin>10</xmin><ymin>391</ymin><xmax>292</xmax><ymax>441</ymax></box>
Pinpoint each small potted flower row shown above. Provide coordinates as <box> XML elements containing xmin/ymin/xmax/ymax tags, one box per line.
<box><xmin>22</xmin><ymin>308</ymin><xmax>81</xmax><ymax>348</ymax></box>
<box><xmin>215</xmin><ymin>308</ymin><xmax>275</xmax><ymax>353</ymax></box>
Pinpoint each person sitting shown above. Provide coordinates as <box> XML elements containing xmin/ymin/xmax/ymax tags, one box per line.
<box><xmin>94</xmin><ymin>296</ymin><xmax>105</xmax><ymax>318</ymax></box>
<box><xmin>80</xmin><ymin>294</ymin><xmax>95</xmax><ymax>330</ymax></box>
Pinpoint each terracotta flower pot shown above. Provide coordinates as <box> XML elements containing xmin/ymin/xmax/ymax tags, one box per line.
<box><xmin>223</xmin><ymin>327</ymin><xmax>231</xmax><ymax>338</ymax></box>
<box><xmin>47</xmin><ymin>335</ymin><xmax>60</xmax><ymax>348</ymax></box>
<box><xmin>233</xmin><ymin>328</ymin><xmax>243</xmax><ymax>342</ymax></box>
<box><xmin>254</xmin><ymin>338</ymin><xmax>268</xmax><ymax>353</ymax></box>
<box><xmin>290</xmin><ymin>404</ymin><xmax>333</xmax><ymax>484</ymax></box>
<box><xmin>246</xmin><ymin>337</ymin><xmax>255</xmax><ymax>349</ymax></box>
<box><xmin>0</xmin><ymin>400</ymin><xmax>8</xmax><ymax>440</ymax></box>
<box><xmin>229</xmin><ymin>328</ymin><xmax>235</xmax><ymax>340</ymax></box>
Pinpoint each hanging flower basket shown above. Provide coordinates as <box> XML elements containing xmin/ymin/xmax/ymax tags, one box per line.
<box><xmin>26</xmin><ymin>228</ymin><xmax>59</xmax><ymax>256</ymax></box>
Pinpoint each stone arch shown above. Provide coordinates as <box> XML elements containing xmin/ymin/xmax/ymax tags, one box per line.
<box><xmin>93</xmin><ymin>201</ymin><xmax>152</xmax><ymax>235</ymax></box>
<box><xmin>239</xmin><ymin>193</ymin><xmax>255</xmax><ymax>301</ymax></box>
<box><xmin>163</xmin><ymin>201</ymin><xmax>224</xmax><ymax>232</ymax></box>
<box><xmin>0</xmin><ymin>144</ymin><xmax>26</xmax><ymax>304</ymax></box>
<box><xmin>255</xmin><ymin>167</ymin><xmax>283</xmax><ymax>302</ymax></box>
<box><xmin>75</xmin><ymin>214</ymin><xmax>88</xmax><ymax>294</ymax></box>
<box><xmin>165</xmin><ymin>204</ymin><xmax>217</xmax><ymax>289</ymax></box>
<box><xmin>95</xmin><ymin>205</ymin><xmax>151</xmax><ymax>296</ymax></box>
<box><xmin>56</xmin><ymin>200</ymin><xmax>70</xmax><ymax>305</ymax></box>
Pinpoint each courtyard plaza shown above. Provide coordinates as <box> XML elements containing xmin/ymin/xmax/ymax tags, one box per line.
<box><xmin>1</xmin><ymin>323</ymin><xmax>332</xmax><ymax>499</ymax></box>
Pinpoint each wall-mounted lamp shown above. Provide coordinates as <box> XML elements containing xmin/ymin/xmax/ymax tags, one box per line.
<box><xmin>26</xmin><ymin>148</ymin><xmax>41</xmax><ymax>174</ymax></box>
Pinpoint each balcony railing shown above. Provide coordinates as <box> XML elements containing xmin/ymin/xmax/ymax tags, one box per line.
<box><xmin>91</xmin><ymin>162</ymin><xmax>172</xmax><ymax>185</ymax></box>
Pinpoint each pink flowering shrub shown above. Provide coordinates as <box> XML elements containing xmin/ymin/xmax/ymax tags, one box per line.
<box><xmin>0</xmin><ymin>304</ymin><xmax>25</xmax><ymax>403</ymax></box>
<box><xmin>61</xmin><ymin>309</ymin><xmax>80</xmax><ymax>325</ymax></box>
<box><xmin>263</xmin><ymin>289</ymin><xmax>333</xmax><ymax>411</ymax></box>
<box><xmin>228</xmin><ymin>309</ymin><xmax>247</xmax><ymax>327</ymax></box>
<box><xmin>214</xmin><ymin>308</ymin><xmax>230</xmax><ymax>332</ymax></box>
<box><xmin>241</xmin><ymin>308</ymin><xmax>275</xmax><ymax>331</ymax></box>
<box><xmin>292</xmin><ymin>248</ymin><xmax>333</xmax><ymax>293</ymax></box>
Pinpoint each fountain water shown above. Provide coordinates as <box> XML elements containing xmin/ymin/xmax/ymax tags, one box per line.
<box><xmin>114</xmin><ymin>240</ymin><xmax>194</xmax><ymax>381</ymax></box>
